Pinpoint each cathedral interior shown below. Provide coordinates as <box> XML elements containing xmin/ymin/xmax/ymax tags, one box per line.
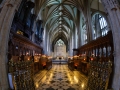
<box><xmin>0</xmin><ymin>0</ymin><xmax>120</xmax><ymax>90</ymax></box>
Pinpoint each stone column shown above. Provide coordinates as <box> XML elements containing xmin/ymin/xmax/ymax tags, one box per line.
<box><xmin>47</xmin><ymin>37</ymin><xmax>50</xmax><ymax>56</ymax></box>
<box><xmin>84</xmin><ymin>0</ymin><xmax>94</xmax><ymax>42</ymax></box>
<box><xmin>75</xmin><ymin>9</ymin><xmax>81</xmax><ymax>48</ymax></box>
<box><xmin>75</xmin><ymin>10</ymin><xmax>80</xmax><ymax>47</ymax></box>
<box><xmin>72</xmin><ymin>29</ymin><xmax>76</xmax><ymax>49</ymax></box>
<box><xmin>79</xmin><ymin>12</ymin><xmax>83</xmax><ymax>46</ymax></box>
<box><xmin>101</xmin><ymin>0</ymin><xmax>120</xmax><ymax>89</ymax></box>
<box><xmin>69</xmin><ymin>33</ymin><xmax>73</xmax><ymax>56</ymax></box>
<box><xmin>0</xmin><ymin>0</ymin><xmax>22</xmax><ymax>90</ymax></box>
<box><xmin>68</xmin><ymin>39</ymin><xmax>70</xmax><ymax>56</ymax></box>
<box><xmin>43</xmin><ymin>27</ymin><xmax>47</xmax><ymax>54</ymax></box>
<box><xmin>75</xmin><ymin>27</ymin><xmax>78</xmax><ymax>48</ymax></box>
<box><xmin>72</xmin><ymin>34</ymin><xmax>74</xmax><ymax>56</ymax></box>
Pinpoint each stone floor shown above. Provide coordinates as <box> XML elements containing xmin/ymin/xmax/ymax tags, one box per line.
<box><xmin>34</xmin><ymin>64</ymin><xmax>88</xmax><ymax>90</ymax></box>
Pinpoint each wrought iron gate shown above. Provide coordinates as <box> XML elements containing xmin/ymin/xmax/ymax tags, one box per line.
<box><xmin>8</xmin><ymin>60</ymin><xmax>35</xmax><ymax>90</ymax></box>
<box><xmin>87</xmin><ymin>60</ymin><xmax>112</xmax><ymax>90</ymax></box>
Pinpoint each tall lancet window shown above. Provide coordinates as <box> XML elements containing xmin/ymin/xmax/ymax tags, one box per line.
<box><xmin>92</xmin><ymin>13</ymin><xmax>108</xmax><ymax>39</ymax></box>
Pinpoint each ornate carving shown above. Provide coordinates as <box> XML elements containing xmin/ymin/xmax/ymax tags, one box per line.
<box><xmin>8</xmin><ymin>60</ymin><xmax>35</xmax><ymax>90</ymax></box>
<box><xmin>87</xmin><ymin>60</ymin><xmax>112</xmax><ymax>90</ymax></box>
<box><xmin>9</xmin><ymin>31</ymin><xmax>42</xmax><ymax>56</ymax></box>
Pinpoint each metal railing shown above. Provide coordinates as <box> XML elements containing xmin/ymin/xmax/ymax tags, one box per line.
<box><xmin>87</xmin><ymin>60</ymin><xmax>112</xmax><ymax>90</ymax></box>
<box><xmin>8</xmin><ymin>60</ymin><xmax>35</xmax><ymax>90</ymax></box>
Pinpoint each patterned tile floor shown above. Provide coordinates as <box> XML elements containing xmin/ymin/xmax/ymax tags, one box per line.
<box><xmin>34</xmin><ymin>64</ymin><xmax>88</xmax><ymax>90</ymax></box>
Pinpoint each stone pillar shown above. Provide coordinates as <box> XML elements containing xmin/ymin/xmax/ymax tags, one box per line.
<box><xmin>0</xmin><ymin>0</ymin><xmax>22</xmax><ymax>90</ymax></box>
<box><xmin>80</xmin><ymin>13</ymin><xmax>84</xmax><ymax>46</ymax></box>
<box><xmin>43</xmin><ymin>27</ymin><xmax>47</xmax><ymax>54</ymax></box>
<box><xmin>46</xmin><ymin>31</ymin><xmax>49</xmax><ymax>55</ymax></box>
<box><xmin>68</xmin><ymin>39</ymin><xmax>70</xmax><ymax>56</ymax></box>
<box><xmin>74</xmin><ymin>9</ymin><xmax>81</xmax><ymax>48</ymax></box>
<box><xmin>75</xmin><ymin>28</ymin><xmax>78</xmax><ymax>48</ymax></box>
<box><xmin>72</xmin><ymin>34</ymin><xmax>74</xmax><ymax>56</ymax></box>
<box><xmin>101</xmin><ymin>0</ymin><xmax>120</xmax><ymax>89</ymax></box>
<box><xmin>47</xmin><ymin>37</ymin><xmax>51</xmax><ymax>56</ymax></box>
<box><xmin>84</xmin><ymin>0</ymin><xmax>94</xmax><ymax>42</ymax></box>
<box><xmin>76</xmin><ymin>10</ymin><xmax>81</xmax><ymax>47</ymax></box>
<box><xmin>72</xmin><ymin>29</ymin><xmax>76</xmax><ymax>49</ymax></box>
<box><xmin>69</xmin><ymin>34</ymin><xmax>73</xmax><ymax>56</ymax></box>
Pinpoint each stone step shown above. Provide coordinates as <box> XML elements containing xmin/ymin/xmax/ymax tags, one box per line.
<box><xmin>52</xmin><ymin>60</ymin><xmax>68</xmax><ymax>64</ymax></box>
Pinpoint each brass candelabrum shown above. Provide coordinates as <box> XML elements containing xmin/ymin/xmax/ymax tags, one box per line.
<box><xmin>8</xmin><ymin>60</ymin><xmax>35</xmax><ymax>90</ymax></box>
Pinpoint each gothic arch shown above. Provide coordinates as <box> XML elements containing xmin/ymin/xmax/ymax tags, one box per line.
<box><xmin>0</xmin><ymin>0</ymin><xmax>120</xmax><ymax>89</ymax></box>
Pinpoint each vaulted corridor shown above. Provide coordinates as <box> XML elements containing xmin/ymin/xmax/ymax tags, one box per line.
<box><xmin>1</xmin><ymin>0</ymin><xmax>120</xmax><ymax>90</ymax></box>
<box><xmin>34</xmin><ymin>64</ymin><xmax>87</xmax><ymax>90</ymax></box>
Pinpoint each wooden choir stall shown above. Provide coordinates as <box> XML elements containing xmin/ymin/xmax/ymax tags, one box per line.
<box><xmin>8</xmin><ymin>30</ymin><xmax>52</xmax><ymax>90</ymax></box>
<box><xmin>68</xmin><ymin>31</ymin><xmax>113</xmax><ymax>89</ymax></box>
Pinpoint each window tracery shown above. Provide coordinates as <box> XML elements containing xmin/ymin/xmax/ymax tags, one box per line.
<box><xmin>56</xmin><ymin>39</ymin><xmax>64</xmax><ymax>46</ymax></box>
<box><xmin>92</xmin><ymin>13</ymin><xmax>108</xmax><ymax>39</ymax></box>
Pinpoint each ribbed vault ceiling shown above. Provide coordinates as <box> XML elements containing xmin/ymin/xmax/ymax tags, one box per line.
<box><xmin>35</xmin><ymin>0</ymin><xmax>103</xmax><ymax>51</ymax></box>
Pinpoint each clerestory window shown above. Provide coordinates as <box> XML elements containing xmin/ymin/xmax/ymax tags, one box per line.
<box><xmin>92</xmin><ymin>13</ymin><xmax>108</xmax><ymax>39</ymax></box>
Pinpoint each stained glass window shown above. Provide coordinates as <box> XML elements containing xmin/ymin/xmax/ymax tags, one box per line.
<box><xmin>56</xmin><ymin>39</ymin><xmax>64</xmax><ymax>46</ymax></box>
